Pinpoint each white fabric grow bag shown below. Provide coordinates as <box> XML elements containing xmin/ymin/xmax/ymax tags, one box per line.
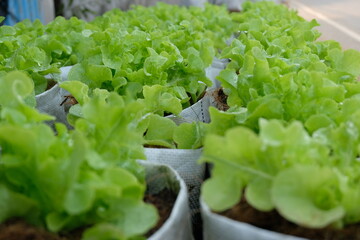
<box><xmin>167</xmin><ymin>96</ymin><xmax>212</xmax><ymax>124</ymax></box>
<box><xmin>201</xmin><ymin>199</ymin><xmax>308</xmax><ymax>240</ymax></box>
<box><xmin>139</xmin><ymin>161</ymin><xmax>194</xmax><ymax>240</ymax></box>
<box><xmin>144</xmin><ymin>148</ymin><xmax>204</xmax><ymax>220</ymax></box>
<box><xmin>208</xmin><ymin>0</ymin><xmax>283</xmax><ymax>11</ymax></box>
<box><xmin>132</xmin><ymin>0</ymin><xmax>206</xmax><ymax>7</ymax></box>
<box><xmin>206</xmin><ymin>57</ymin><xmax>228</xmax><ymax>90</ymax></box>
<box><xmin>35</xmin><ymin>84</ymin><xmax>69</xmax><ymax>125</ymax></box>
<box><xmin>35</xmin><ymin>66</ymin><xmax>72</xmax><ymax>127</ymax></box>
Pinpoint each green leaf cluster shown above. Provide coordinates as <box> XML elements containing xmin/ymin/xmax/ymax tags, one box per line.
<box><xmin>214</xmin><ymin>1</ymin><xmax>360</xmax><ymax>132</ymax></box>
<box><xmin>139</xmin><ymin>114</ymin><xmax>205</xmax><ymax>149</ymax></box>
<box><xmin>61</xmin><ymin>80</ymin><xmax>205</xmax><ymax>150</ymax></box>
<box><xmin>0</xmin><ymin>72</ymin><xmax>157</xmax><ymax>239</ymax></box>
<box><xmin>201</xmin><ymin>119</ymin><xmax>360</xmax><ymax>229</ymax></box>
<box><xmin>0</xmin><ymin>16</ymin><xmax>98</xmax><ymax>93</ymax></box>
<box><xmin>3</xmin><ymin>0</ymin><xmax>360</xmax><ymax>235</ymax></box>
<box><xmin>0</xmin><ymin>3</ymin><xmax>236</xmax><ymax>110</ymax></box>
<box><xmin>201</xmin><ymin>1</ymin><xmax>360</xmax><ymax>230</ymax></box>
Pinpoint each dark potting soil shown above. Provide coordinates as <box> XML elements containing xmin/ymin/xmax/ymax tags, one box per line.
<box><xmin>0</xmin><ymin>189</ymin><xmax>176</xmax><ymax>240</ymax></box>
<box><xmin>144</xmin><ymin>188</ymin><xmax>177</xmax><ymax>237</ymax></box>
<box><xmin>210</xmin><ymin>88</ymin><xmax>229</xmax><ymax>111</ymax></box>
<box><xmin>46</xmin><ymin>80</ymin><xmax>57</xmax><ymax>91</ymax></box>
<box><xmin>0</xmin><ymin>219</ymin><xmax>67</xmax><ymax>240</ymax></box>
<box><xmin>219</xmin><ymin>197</ymin><xmax>360</xmax><ymax>240</ymax></box>
<box><xmin>0</xmin><ymin>219</ymin><xmax>85</xmax><ymax>240</ymax></box>
<box><xmin>143</xmin><ymin>144</ymin><xmax>170</xmax><ymax>149</ymax></box>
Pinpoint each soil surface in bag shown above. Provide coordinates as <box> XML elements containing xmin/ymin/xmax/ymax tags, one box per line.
<box><xmin>219</xmin><ymin>197</ymin><xmax>360</xmax><ymax>240</ymax></box>
<box><xmin>210</xmin><ymin>88</ymin><xmax>229</xmax><ymax>111</ymax></box>
<box><xmin>46</xmin><ymin>80</ymin><xmax>57</xmax><ymax>91</ymax></box>
<box><xmin>143</xmin><ymin>144</ymin><xmax>169</xmax><ymax>149</ymax></box>
<box><xmin>0</xmin><ymin>189</ymin><xmax>177</xmax><ymax>240</ymax></box>
<box><xmin>0</xmin><ymin>219</ymin><xmax>69</xmax><ymax>240</ymax></box>
<box><xmin>144</xmin><ymin>188</ymin><xmax>177</xmax><ymax>237</ymax></box>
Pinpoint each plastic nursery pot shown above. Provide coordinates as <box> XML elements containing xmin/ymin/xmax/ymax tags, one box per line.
<box><xmin>200</xmin><ymin>199</ymin><xmax>307</xmax><ymax>240</ymax></box>
<box><xmin>35</xmin><ymin>66</ymin><xmax>72</xmax><ymax>127</ymax></box>
<box><xmin>139</xmin><ymin>160</ymin><xmax>194</xmax><ymax>240</ymax></box>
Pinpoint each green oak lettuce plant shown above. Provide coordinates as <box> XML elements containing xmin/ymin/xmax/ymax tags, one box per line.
<box><xmin>60</xmin><ymin>80</ymin><xmax>205</xmax><ymax>150</ymax></box>
<box><xmin>0</xmin><ymin>72</ymin><xmax>158</xmax><ymax>239</ymax></box>
<box><xmin>200</xmin><ymin>1</ymin><xmax>360</xmax><ymax>231</ymax></box>
<box><xmin>68</xmin><ymin>8</ymin><xmax>215</xmax><ymax>113</ymax></box>
<box><xmin>212</xmin><ymin>1</ymin><xmax>360</xmax><ymax>132</ymax></box>
<box><xmin>66</xmin><ymin>84</ymin><xmax>148</xmax><ymax>179</ymax></box>
<box><xmin>1</xmin><ymin>3</ymin><xmax>237</xmax><ymax>112</ymax></box>
<box><xmin>200</xmin><ymin>118</ymin><xmax>360</xmax><ymax>229</ymax></box>
<box><xmin>116</xmin><ymin>3</ymin><xmax>237</xmax><ymax>51</ymax></box>
<box><xmin>0</xmin><ymin>18</ymin><xmax>55</xmax><ymax>94</ymax></box>
<box><xmin>0</xmin><ymin>16</ymin><xmax>95</xmax><ymax>94</ymax></box>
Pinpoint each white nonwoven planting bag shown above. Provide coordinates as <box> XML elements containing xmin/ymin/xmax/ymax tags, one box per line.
<box><xmin>35</xmin><ymin>67</ymin><xmax>72</xmax><ymax>127</ymax></box>
<box><xmin>167</xmin><ymin>96</ymin><xmax>212</xmax><ymax>124</ymax></box>
<box><xmin>209</xmin><ymin>0</ymin><xmax>283</xmax><ymax>11</ymax></box>
<box><xmin>144</xmin><ymin>148</ymin><xmax>204</xmax><ymax>218</ymax></box>
<box><xmin>132</xmin><ymin>0</ymin><xmax>206</xmax><ymax>7</ymax></box>
<box><xmin>208</xmin><ymin>0</ymin><xmax>242</xmax><ymax>11</ymax></box>
<box><xmin>139</xmin><ymin>161</ymin><xmax>194</xmax><ymax>240</ymax></box>
<box><xmin>205</xmin><ymin>57</ymin><xmax>228</xmax><ymax>90</ymax></box>
<box><xmin>35</xmin><ymin>84</ymin><xmax>68</xmax><ymax>124</ymax></box>
<box><xmin>58</xmin><ymin>66</ymin><xmax>73</xmax><ymax>82</ymax></box>
<box><xmin>200</xmin><ymin>199</ymin><xmax>308</xmax><ymax>240</ymax></box>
